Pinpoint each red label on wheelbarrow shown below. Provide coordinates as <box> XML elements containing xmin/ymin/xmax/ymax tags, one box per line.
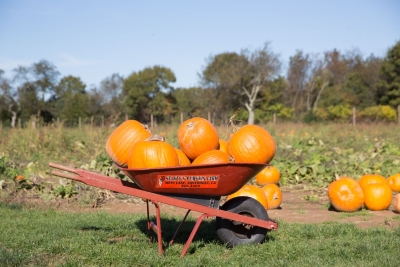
<box><xmin>156</xmin><ymin>174</ymin><xmax>220</xmax><ymax>188</ymax></box>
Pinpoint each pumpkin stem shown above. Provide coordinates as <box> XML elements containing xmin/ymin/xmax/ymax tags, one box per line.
<box><xmin>227</xmin><ymin>107</ymin><xmax>242</xmax><ymax>133</ymax></box>
<box><xmin>146</xmin><ymin>134</ymin><xmax>165</xmax><ymax>142</ymax></box>
<box><xmin>334</xmin><ymin>173</ymin><xmax>340</xmax><ymax>181</ymax></box>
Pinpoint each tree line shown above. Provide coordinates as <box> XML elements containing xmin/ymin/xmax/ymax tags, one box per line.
<box><xmin>1</xmin><ymin>41</ymin><xmax>399</xmax><ymax>127</ymax></box>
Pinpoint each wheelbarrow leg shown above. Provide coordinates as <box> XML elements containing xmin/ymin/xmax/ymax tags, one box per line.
<box><xmin>180</xmin><ymin>213</ymin><xmax>210</xmax><ymax>257</ymax></box>
<box><xmin>169</xmin><ymin>210</ymin><xmax>191</xmax><ymax>245</ymax></box>
<box><xmin>146</xmin><ymin>200</ymin><xmax>163</xmax><ymax>255</ymax></box>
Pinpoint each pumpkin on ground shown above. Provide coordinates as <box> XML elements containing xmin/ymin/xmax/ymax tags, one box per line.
<box><xmin>228</xmin><ymin>125</ymin><xmax>276</xmax><ymax>164</ymax></box>
<box><xmin>328</xmin><ymin>177</ymin><xmax>364</xmax><ymax>212</ymax></box>
<box><xmin>218</xmin><ymin>139</ymin><xmax>229</xmax><ymax>154</ymax></box>
<box><xmin>261</xmin><ymin>184</ymin><xmax>282</xmax><ymax>209</ymax></box>
<box><xmin>174</xmin><ymin>148</ymin><xmax>191</xmax><ymax>166</ymax></box>
<box><xmin>363</xmin><ymin>183</ymin><xmax>392</xmax><ymax>211</ymax></box>
<box><xmin>357</xmin><ymin>174</ymin><xmax>387</xmax><ymax>189</ymax></box>
<box><xmin>256</xmin><ymin>165</ymin><xmax>280</xmax><ymax>186</ymax></box>
<box><xmin>394</xmin><ymin>193</ymin><xmax>400</xmax><ymax>213</ymax></box>
<box><xmin>177</xmin><ymin>117</ymin><xmax>219</xmax><ymax>160</ymax></box>
<box><xmin>387</xmin><ymin>173</ymin><xmax>400</xmax><ymax>192</ymax></box>
<box><xmin>127</xmin><ymin>135</ymin><xmax>179</xmax><ymax>169</ymax></box>
<box><xmin>226</xmin><ymin>184</ymin><xmax>268</xmax><ymax>211</ymax></box>
<box><xmin>192</xmin><ymin>150</ymin><xmax>230</xmax><ymax>165</ymax></box>
<box><xmin>106</xmin><ymin>120</ymin><xmax>151</xmax><ymax>167</ymax></box>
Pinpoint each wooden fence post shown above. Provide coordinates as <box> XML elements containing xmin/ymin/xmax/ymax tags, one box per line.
<box><xmin>352</xmin><ymin>107</ymin><xmax>356</xmax><ymax>127</ymax></box>
<box><xmin>180</xmin><ymin>112</ymin><xmax>183</xmax><ymax>124</ymax></box>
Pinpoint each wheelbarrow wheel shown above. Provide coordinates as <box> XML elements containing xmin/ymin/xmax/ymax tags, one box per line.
<box><xmin>216</xmin><ymin>196</ymin><xmax>268</xmax><ymax>247</ymax></box>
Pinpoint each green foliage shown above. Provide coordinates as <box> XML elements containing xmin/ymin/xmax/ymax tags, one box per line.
<box><xmin>377</xmin><ymin>41</ymin><xmax>400</xmax><ymax>107</ymax></box>
<box><xmin>53</xmin><ymin>183</ymin><xmax>78</xmax><ymax>198</ymax></box>
<box><xmin>359</xmin><ymin>105</ymin><xmax>397</xmax><ymax>122</ymax></box>
<box><xmin>0</xmin><ymin>153</ymin><xmax>22</xmax><ymax>180</ymax></box>
<box><xmin>327</xmin><ymin>105</ymin><xmax>352</xmax><ymax>122</ymax></box>
<box><xmin>123</xmin><ymin>65</ymin><xmax>176</xmax><ymax>123</ymax></box>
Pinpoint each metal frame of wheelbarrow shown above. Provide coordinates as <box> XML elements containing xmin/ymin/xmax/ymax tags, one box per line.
<box><xmin>49</xmin><ymin>162</ymin><xmax>278</xmax><ymax>257</ymax></box>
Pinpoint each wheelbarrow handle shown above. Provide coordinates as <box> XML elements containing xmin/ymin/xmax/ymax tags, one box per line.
<box><xmin>49</xmin><ymin>162</ymin><xmax>78</xmax><ymax>174</ymax></box>
<box><xmin>50</xmin><ymin>170</ymin><xmax>81</xmax><ymax>182</ymax></box>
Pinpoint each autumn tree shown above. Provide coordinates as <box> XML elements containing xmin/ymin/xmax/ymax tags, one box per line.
<box><xmin>201</xmin><ymin>42</ymin><xmax>281</xmax><ymax>124</ymax></box>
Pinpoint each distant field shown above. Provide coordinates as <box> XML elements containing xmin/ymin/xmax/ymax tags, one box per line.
<box><xmin>1</xmin><ymin>121</ymin><xmax>399</xmax><ymax>187</ymax></box>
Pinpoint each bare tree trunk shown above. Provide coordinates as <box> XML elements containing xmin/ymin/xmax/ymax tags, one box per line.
<box><xmin>8</xmin><ymin>104</ymin><xmax>18</xmax><ymax>128</ymax></box>
<box><xmin>313</xmin><ymin>81</ymin><xmax>329</xmax><ymax>111</ymax></box>
<box><xmin>243</xmin><ymin>83</ymin><xmax>262</xmax><ymax>125</ymax></box>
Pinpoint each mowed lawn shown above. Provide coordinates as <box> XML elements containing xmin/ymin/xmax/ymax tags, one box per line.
<box><xmin>1</xmin><ymin>202</ymin><xmax>400</xmax><ymax>267</ymax></box>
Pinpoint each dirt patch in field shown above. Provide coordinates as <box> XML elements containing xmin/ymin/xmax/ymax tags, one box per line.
<box><xmin>48</xmin><ymin>185</ymin><xmax>400</xmax><ymax>230</ymax></box>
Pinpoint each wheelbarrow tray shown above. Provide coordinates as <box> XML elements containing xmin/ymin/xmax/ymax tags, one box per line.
<box><xmin>117</xmin><ymin>162</ymin><xmax>267</xmax><ymax>196</ymax></box>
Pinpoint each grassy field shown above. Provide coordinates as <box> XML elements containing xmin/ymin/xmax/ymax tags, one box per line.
<box><xmin>1</xmin><ymin>122</ymin><xmax>400</xmax><ymax>266</ymax></box>
<box><xmin>1</xmin><ymin>201</ymin><xmax>400</xmax><ymax>267</ymax></box>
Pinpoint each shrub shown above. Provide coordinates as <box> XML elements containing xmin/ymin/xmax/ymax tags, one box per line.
<box><xmin>358</xmin><ymin>105</ymin><xmax>397</xmax><ymax>122</ymax></box>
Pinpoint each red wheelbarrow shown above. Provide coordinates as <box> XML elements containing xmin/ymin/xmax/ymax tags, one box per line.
<box><xmin>49</xmin><ymin>162</ymin><xmax>278</xmax><ymax>257</ymax></box>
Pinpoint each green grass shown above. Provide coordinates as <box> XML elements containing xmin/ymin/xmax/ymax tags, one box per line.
<box><xmin>1</xmin><ymin>202</ymin><xmax>400</xmax><ymax>266</ymax></box>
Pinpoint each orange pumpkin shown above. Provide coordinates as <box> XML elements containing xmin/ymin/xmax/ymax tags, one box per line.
<box><xmin>363</xmin><ymin>183</ymin><xmax>392</xmax><ymax>211</ymax></box>
<box><xmin>228</xmin><ymin>125</ymin><xmax>276</xmax><ymax>163</ymax></box>
<box><xmin>261</xmin><ymin>184</ymin><xmax>282</xmax><ymax>209</ymax></box>
<box><xmin>106</xmin><ymin>120</ymin><xmax>151</xmax><ymax>166</ymax></box>
<box><xmin>387</xmin><ymin>173</ymin><xmax>400</xmax><ymax>192</ymax></box>
<box><xmin>328</xmin><ymin>177</ymin><xmax>364</xmax><ymax>212</ymax></box>
<box><xmin>226</xmin><ymin>184</ymin><xmax>268</xmax><ymax>210</ymax></box>
<box><xmin>177</xmin><ymin>117</ymin><xmax>219</xmax><ymax>160</ymax></box>
<box><xmin>394</xmin><ymin>193</ymin><xmax>400</xmax><ymax>213</ymax></box>
<box><xmin>192</xmin><ymin>150</ymin><xmax>230</xmax><ymax>165</ymax></box>
<box><xmin>127</xmin><ymin>135</ymin><xmax>179</xmax><ymax>169</ymax></box>
<box><xmin>255</xmin><ymin>165</ymin><xmax>280</xmax><ymax>186</ymax></box>
<box><xmin>358</xmin><ymin>174</ymin><xmax>387</xmax><ymax>189</ymax></box>
<box><xmin>218</xmin><ymin>139</ymin><xmax>229</xmax><ymax>154</ymax></box>
<box><xmin>174</xmin><ymin>148</ymin><xmax>191</xmax><ymax>166</ymax></box>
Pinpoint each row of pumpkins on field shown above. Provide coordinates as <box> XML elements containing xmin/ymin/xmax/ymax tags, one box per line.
<box><xmin>105</xmin><ymin>117</ymin><xmax>276</xmax><ymax>168</ymax></box>
<box><xmin>328</xmin><ymin>173</ymin><xmax>400</xmax><ymax>213</ymax></box>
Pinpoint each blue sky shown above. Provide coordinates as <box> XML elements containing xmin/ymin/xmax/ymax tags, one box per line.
<box><xmin>1</xmin><ymin>0</ymin><xmax>399</xmax><ymax>89</ymax></box>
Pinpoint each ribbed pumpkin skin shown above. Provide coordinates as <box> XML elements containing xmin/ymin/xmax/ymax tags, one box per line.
<box><xmin>177</xmin><ymin>117</ymin><xmax>219</xmax><ymax>160</ymax></box>
<box><xmin>394</xmin><ymin>194</ymin><xmax>400</xmax><ymax>213</ymax></box>
<box><xmin>127</xmin><ymin>139</ymin><xmax>179</xmax><ymax>169</ymax></box>
<box><xmin>358</xmin><ymin>174</ymin><xmax>387</xmax><ymax>189</ymax></box>
<box><xmin>218</xmin><ymin>139</ymin><xmax>229</xmax><ymax>154</ymax></box>
<box><xmin>363</xmin><ymin>183</ymin><xmax>392</xmax><ymax>211</ymax></box>
<box><xmin>228</xmin><ymin>125</ymin><xmax>276</xmax><ymax>163</ymax></box>
<box><xmin>192</xmin><ymin>150</ymin><xmax>230</xmax><ymax>165</ymax></box>
<box><xmin>328</xmin><ymin>177</ymin><xmax>364</xmax><ymax>212</ymax></box>
<box><xmin>261</xmin><ymin>184</ymin><xmax>282</xmax><ymax>209</ymax></box>
<box><xmin>387</xmin><ymin>173</ymin><xmax>400</xmax><ymax>192</ymax></box>
<box><xmin>227</xmin><ymin>184</ymin><xmax>268</xmax><ymax>210</ymax></box>
<box><xmin>174</xmin><ymin>148</ymin><xmax>191</xmax><ymax>166</ymax></box>
<box><xmin>256</xmin><ymin>165</ymin><xmax>280</xmax><ymax>186</ymax></box>
<box><xmin>106</xmin><ymin>120</ymin><xmax>151</xmax><ymax>167</ymax></box>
